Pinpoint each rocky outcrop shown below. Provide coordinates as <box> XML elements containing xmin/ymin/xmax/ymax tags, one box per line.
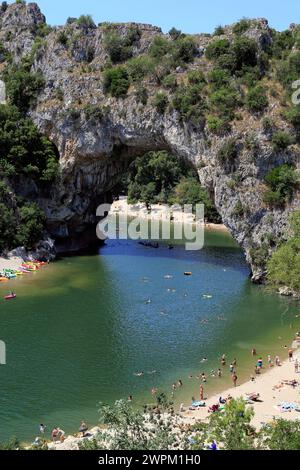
<box><xmin>0</xmin><ymin>3</ymin><xmax>299</xmax><ymax>280</ymax></box>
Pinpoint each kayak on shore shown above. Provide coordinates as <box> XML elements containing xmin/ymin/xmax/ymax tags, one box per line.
<box><xmin>4</xmin><ymin>293</ymin><xmax>17</xmax><ymax>301</ymax></box>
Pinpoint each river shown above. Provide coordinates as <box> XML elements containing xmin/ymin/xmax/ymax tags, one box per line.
<box><xmin>0</xmin><ymin>227</ymin><xmax>299</xmax><ymax>442</ymax></box>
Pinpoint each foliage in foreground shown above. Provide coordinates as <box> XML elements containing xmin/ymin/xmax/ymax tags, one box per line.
<box><xmin>77</xmin><ymin>398</ymin><xmax>300</xmax><ymax>450</ymax></box>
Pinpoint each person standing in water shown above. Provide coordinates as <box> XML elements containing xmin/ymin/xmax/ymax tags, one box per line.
<box><xmin>232</xmin><ymin>373</ymin><xmax>238</xmax><ymax>387</ymax></box>
<box><xmin>200</xmin><ymin>385</ymin><xmax>204</xmax><ymax>401</ymax></box>
<box><xmin>217</xmin><ymin>369</ymin><xmax>222</xmax><ymax>378</ymax></box>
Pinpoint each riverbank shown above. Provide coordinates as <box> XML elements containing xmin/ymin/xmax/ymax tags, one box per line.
<box><xmin>0</xmin><ymin>255</ymin><xmax>24</xmax><ymax>273</ymax></box>
<box><xmin>110</xmin><ymin>198</ymin><xmax>229</xmax><ymax>232</ymax></box>
<box><xmin>42</xmin><ymin>345</ymin><xmax>300</xmax><ymax>450</ymax></box>
<box><xmin>182</xmin><ymin>346</ymin><xmax>300</xmax><ymax>429</ymax></box>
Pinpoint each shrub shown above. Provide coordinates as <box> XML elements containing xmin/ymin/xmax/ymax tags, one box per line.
<box><xmin>285</xmin><ymin>105</ymin><xmax>300</xmax><ymax>136</ymax></box>
<box><xmin>104</xmin><ymin>32</ymin><xmax>132</xmax><ymax>64</ymax></box>
<box><xmin>271</xmin><ymin>131</ymin><xmax>293</xmax><ymax>152</ymax></box>
<box><xmin>126</xmin><ymin>55</ymin><xmax>155</xmax><ymax>82</ymax></box>
<box><xmin>77</xmin><ymin>15</ymin><xmax>95</xmax><ymax>29</ymax></box>
<box><xmin>162</xmin><ymin>74</ymin><xmax>177</xmax><ymax>90</ymax></box>
<box><xmin>232</xmin><ymin>200</ymin><xmax>244</xmax><ymax>217</ymax></box>
<box><xmin>231</xmin><ymin>37</ymin><xmax>258</xmax><ymax>71</ymax></box>
<box><xmin>272</xmin><ymin>30</ymin><xmax>295</xmax><ymax>59</ymax></box>
<box><xmin>209</xmin><ymin>86</ymin><xmax>240</xmax><ymax>120</ymax></box>
<box><xmin>149</xmin><ymin>36</ymin><xmax>171</xmax><ymax>58</ymax></box>
<box><xmin>250</xmin><ymin>244</ymin><xmax>269</xmax><ymax>266</ymax></box>
<box><xmin>214</xmin><ymin>25</ymin><xmax>225</xmax><ymax>36</ymax></box>
<box><xmin>173</xmin><ymin>84</ymin><xmax>206</xmax><ymax>127</ymax></box>
<box><xmin>84</xmin><ymin>105</ymin><xmax>103</xmax><ymax>122</ymax></box>
<box><xmin>217</xmin><ymin>138</ymin><xmax>238</xmax><ymax>163</ymax></box>
<box><xmin>207</xmin><ymin>68</ymin><xmax>231</xmax><ymax>89</ymax></box>
<box><xmin>103</xmin><ymin>67</ymin><xmax>130</xmax><ymax>98</ymax></box>
<box><xmin>171</xmin><ymin>36</ymin><xmax>198</xmax><ymax>64</ymax></box>
<box><xmin>169</xmin><ymin>27</ymin><xmax>182</xmax><ymax>40</ymax></box>
<box><xmin>57</xmin><ymin>31</ymin><xmax>69</xmax><ymax>47</ymax></box>
<box><xmin>135</xmin><ymin>86</ymin><xmax>148</xmax><ymax>105</ymax></box>
<box><xmin>232</xmin><ymin>18</ymin><xmax>251</xmax><ymax>36</ymax></box>
<box><xmin>153</xmin><ymin>91</ymin><xmax>168</xmax><ymax>113</ymax></box>
<box><xmin>205</xmin><ymin>38</ymin><xmax>230</xmax><ymax>60</ymax></box>
<box><xmin>246</xmin><ymin>85</ymin><xmax>268</xmax><ymax>113</ymax></box>
<box><xmin>3</xmin><ymin>65</ymin><xmax>45</xmax><ymax>114</ymax></box>
<box><xmin>264</xmin><ymin>163</ymin><xmax>297</xmax><ymax>205</ymax></box>
<box><xmin>207</xmin><ymin>115</ymin><xmax>231</xmax><ymax>135</ymax></box>
<box><xmin>187</xmin><ymin>70</ymin><xmax>206</xmax><ymax>86</ymax></box>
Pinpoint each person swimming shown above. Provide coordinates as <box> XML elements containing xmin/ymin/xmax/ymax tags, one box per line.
<box><xmin>134</xmin><ymin>371</ymin><xmax>144</xmax><ymax>377</ymax></box>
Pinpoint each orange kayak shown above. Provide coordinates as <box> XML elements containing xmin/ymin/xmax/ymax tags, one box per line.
<box><xmin>0</xmin><ymin>277</ymin><xmax>8</xmax><ymax>282</ymax></box>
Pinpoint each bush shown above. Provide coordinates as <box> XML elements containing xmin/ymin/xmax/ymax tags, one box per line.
<box><xmin>173</xmin><ymin>84</ymin><xmax>206</xmax><ymax>127</ymax></box>
<box><xmin>207</xmin><ymin>115</ymin><xmax>231</xmax><ymax>135</ymax></box>
<box><xmin>214</xmin><ymin>25</ymin><xmax>225</xmax><ymax>36</ymax></box>
<box><xmin>170</xmin><ymin>177</ymin><xmax>221</xmax><ymax>222</ymax></box>
<box><xmin>264</xmin><ymin>163</ymin><xmax>297</xmax><ymax>205</ymax></box>
<box><xmin>187</xmin><ymin>70</ymin><xmax>206</xmax><ymax>86</ymax></box>
<box><xmin>57</xmin><ymin>31</ymin><xmax>69</xmax><ymax>47</ymax></box>
<box><xmin>217</xmin><ymin>138</ymin><xmax>238</xmax><ymax>163</ymax></box>
<box><xmin>126</xmin><ymin>55</ymin><xmax>155</xmax><ymax>82</ymax></box>
<box><xmin>3</xmin><ymin>65</ymin><xmax>45</xmax><ymax>114</ymax></box>
<box><xmin>77</xmin><ymin>15</ymin><xmax>95</xmax><ymax>29</ymax></box>
<box><xmin>205</xmin><ymin>38</ymin><xmax>230</xmax><ymax>60</ymax></box>
<box><xmin>153</xmin><ymin>91</ymin><xmax>168</xmax><ymax>113</ymax></box>
<box><xmin>135</xmin><ymin>86</ymin><xmax>148</xmax><ymax>105</ymax></box>
<box><xmin>149</xmin><ymin>36</ymin><xmax>171</xmax><ymax>58</ymax></box>
<box><xmin>103</xmin><ymin>67</ymin><xmax>130</xmax><ymax>98</ymax></box>
<box><xmin>271</xmin><ymin>30</ymin><xmax>295</xmax><ymax>59</ymax></box>
<box><xmin>209</xmin><ymin>85</ymin><xmax>240</xmax><ymax>120</ymax></box>
<box><xmin>232</xmin><ymin>18</ymin><xmax>251</xmax><ymax>36</ymax></box>
<box><xmin>207</xmin><ymin>68</ymin><xmax>231</xmax><ymax>89</ymax></box>
<box><xmin>171</xmin><ymin>36</ymin><xmax>198</xmax><ymax>64</ymax></box>
<box><xmin>104</xmin><ymin>32</ymin><xmax>132</xmax><ymax>64</ymax></box>
<box><xmin>246</xmin><ymin>85</ymin><xmax>268</xmax><ymax>113</ymax></box>
<box><xmin>285</xmin><ymin>105</ymin><xmax>300</xmax><ymax>136</ymax></box>
<box><xmin>271</xmin><ymin>131</ymin><xmax>293</xmax><ymax>152</ymax></box>
<box><xmin>169</xmin><ymin>27</ymin><xmax>182</xmax><ymax>40</ymax></box>
<box><xmin>0</xmin><ymin>104</ymin><xmax>59</xmax><ymax>182</ymax></box>
<box><xmin>250</xmin><ymin>244</ymin><xmax>269</xmax><ymax>266</ymax></box>
<box><xmin>162</xmin><ymin>74</ymin><xmax>177</xmax><ymax>90</ymax></box>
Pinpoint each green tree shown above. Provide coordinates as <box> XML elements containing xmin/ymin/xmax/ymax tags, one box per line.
<box><xmin>246</xmin><ymin>85</ymin><xmax>268</xmax><ymax>113</ymax></box>
<box><xmin>204</xmin><ymin>398</ymin><xmax>255</xmax><ymax>450</ymax></box>
<box><xmin>259</xmin><ymin>419</ymin><xmax>300</xmax><ymax>450</ymax></box>
<box><xmin>103</xmin><ymin>67</ymin><xmax>130</xmax><ymax>98</ymax></box>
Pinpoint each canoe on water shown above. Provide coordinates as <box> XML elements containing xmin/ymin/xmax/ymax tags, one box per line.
<box><xmin>4</xmin><ymin>294</ymin><xmax>16</xmax><ymax>301</ymax></box>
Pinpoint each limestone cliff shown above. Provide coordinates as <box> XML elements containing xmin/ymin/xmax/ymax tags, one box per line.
<box><xmin>0</xmin><ymin>2</ymin><xmax>299</xmax><ymax>281</ymax></box>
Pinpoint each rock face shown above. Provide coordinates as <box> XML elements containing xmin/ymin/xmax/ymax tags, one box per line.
<box><xmin>0</xmin><ymin>3</ymin><xmax>299</xmax><ymax>280</ymax></box>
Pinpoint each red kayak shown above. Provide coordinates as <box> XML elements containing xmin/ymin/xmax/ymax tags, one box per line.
<box><xmin>4</xmin><ymin>294</ymin><xmax>17</xmax><ymax>301</ymax></box>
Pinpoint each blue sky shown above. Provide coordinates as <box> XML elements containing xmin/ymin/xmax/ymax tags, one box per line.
<box><xmin>7</xmin><ymin>0</ymin><xmax>300</xmax><ymax>33</ymax></box>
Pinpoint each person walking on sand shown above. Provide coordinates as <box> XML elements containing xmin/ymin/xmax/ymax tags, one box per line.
<box><xmin>275</xmin><ymin>355</ymin><xmax>281</xmax><ymax>366</ymax></box>
<box><xmin>288</xmin><ymin>349</ymin><xmax>293</xmax><ymax>362</ymax></box>
<box><xmin>200</xmin><ymin>385</ymin><xmax>204</xmax><ymax>401</ymax></box>
<box><xmin>294</xmin><ymin>358</ymin><xmax>299</xmax><ymax>373</ymax></box>
<box><xmin>232</xmin><ymin>373</ymin><xmax>238</xmax><ymax>387</ymax></box>
<box><xmin>217</xmin><ymin>368</ymin><xmax>222</xmax><ymax>378</ymax></box>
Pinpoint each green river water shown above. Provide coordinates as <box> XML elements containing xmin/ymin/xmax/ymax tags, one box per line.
<box><xmin>0</xmin><ymin>227</ymin><xmax>299</xmax><ymax>442</ymax></box>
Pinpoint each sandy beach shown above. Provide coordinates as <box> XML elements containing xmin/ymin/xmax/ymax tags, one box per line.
<box><xmin>0</xmin><ymin>255</ymin><xmax>24</xmax><ymax>273</ymax></box>
<box><xmin>110</xmin><ymin>198</ymin><xmax>229</xmax><ymax>233</ymax></box>
<box><xmin>181</xmin><ymin>347</ymin><xmax>300</xmax><ymax>429</ymax></box>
